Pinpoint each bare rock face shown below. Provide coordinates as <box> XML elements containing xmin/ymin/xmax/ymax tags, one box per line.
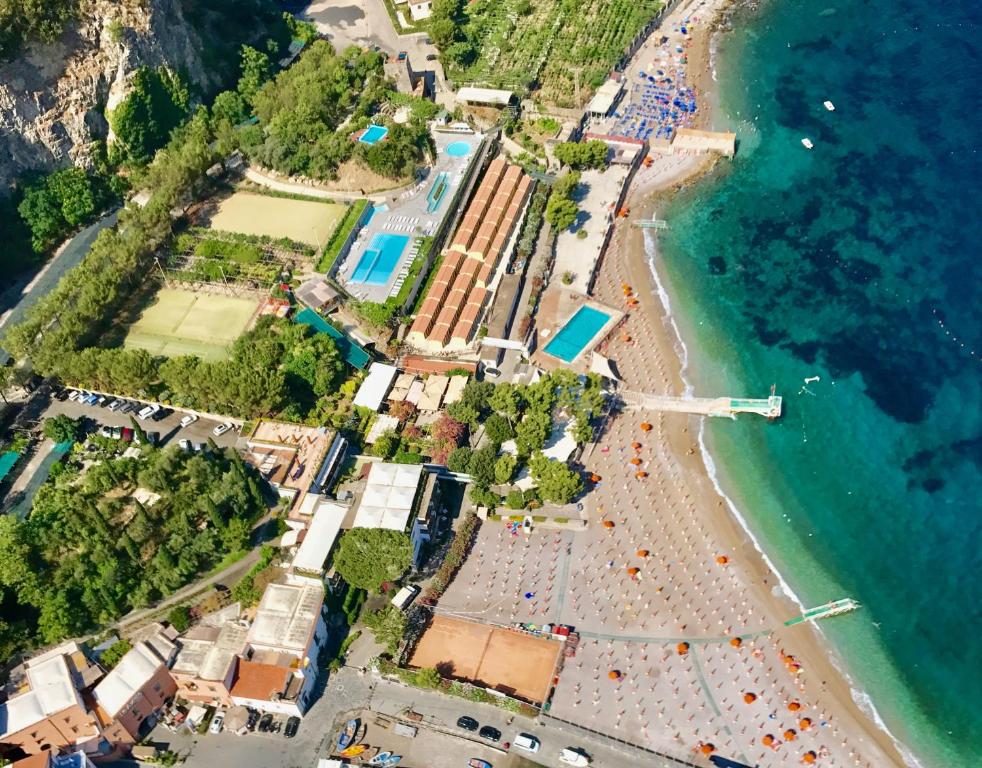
<box><xmin>0</xmin><ymin>0</ymin><xmax>216</xmax><ymax>187</ymax></box>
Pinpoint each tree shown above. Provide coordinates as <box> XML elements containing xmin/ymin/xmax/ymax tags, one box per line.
<box><xmin>494</xmin><ymin>453</ymin><xmax>517</xmax><ymax>485</ymax></box>
<box><xmin>484</xmin><ymin>413</ymin><xmax>513</xmax><ymax>446</ymax></box>
<box><xmin>167</xmin><ymin>605</ymin><xmax>192</xmax><ymax>632</ymax></box>
<box><xmin>447</xmin><ymin>446</ymin><xmax>473</xmax><ymax>473</ymax></box>
<box><xmin>109</xmin><ymin>67</ymin><xmax>190</xmax><ymax>164</ymax></box>
<box><xmin>515</xmin><ymin>410</ymin><xmax>552</xmax><ymax>456</ymax></box>
<box><xmin>489</xmin><ymin>382</ymin><xmax>523</xmax><ymax>423</ymax></box>
<box><xmin>545</xmin><ymin>171</ymin><xmax>581</xmax><ymax>232</ymax></box>
<box><xmin>363</xmin><ymin>604</ymin><xmax>407</xmax><ymax>654</ymax></box>
<box><xmin>528</xmin><ymin>452</ymin><xmax>583</xmax><ymax>504</ymax></box>
<box><xmin>98</xmin><ymin>639</ymin><xmax>132</xmax><ymax>669</ymax></box>
<box><xmin>414</xmin><ymin>667</ymin><xmax>441</xmax><ymax>688</ymax></box>
<box><xmin>467</xmin><ymin>444</ymin><xmax>498</xmax><ymax>489</ymax></box>
<box><xmin>42</xmin><ymin>414</ymin><xmax>81</xmax><ymax>443</ymax></box>
<box><xmin>237</xmin><ymin>45</ymin><xmax>272</xmax><ymax>106</ymax></box>
<box><xmin>17</xmin><ymin>168</ymin><xmax>103</xmax><ymax>252</ymax></box>
<box><xmin>372</xmin><ymin>430</ymin><xmax>399</xmax><ymax>459</ymax></box>
<box><xmin>334</xmin><ymin>528</ymin><xmax>412</xmax><ymax>591</ymax></box>
<box><xmin>553</xmin><ymin>140</ymin><xmax>609</xmax><ymax>169</ymax></box>
<box><xmin>446</xmin><ymin>400</ymin><xmax>480</xmax><ymax>429</ymax></box>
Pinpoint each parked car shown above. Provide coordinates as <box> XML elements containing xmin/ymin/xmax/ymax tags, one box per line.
<box><xmin>479</xmin><ymin>725</ymin><xmax>501</xmax><ymax>743</ymax></box>
<box><xmin>179</xmin><ymin>413</ymin><xmax>198</xmax><ymax>428</ymax></box>
<box><xmin>208</xmin><ymin>712</ymin><xmax>224</xmax><ymax>734</ymax></box>
<box><xmin>390</xmin><ymin>584</ymin><xmax>420</xmax><ymax>611</ymax></box>
<box><xmin>426</xmin><ymin>53</ymin><xmax>438</xmax><ymax>60</ymax></box>
<box><xmin>94</xmin><ymin>395</ymin><xmax>108</xmax><ymax>407</ymax></box>
<box><xmin>107</xmin><ymin>399</ymin><xmax>124</xmax><ymax>411</ymax></box>
<box><xmin>121</xmin><ymin>428</ymin><xmax>133</xmax><ymax>442</ymax></box>
<box><xmin>213</xmin><ymin>422</ymin><xmax>233</xmax><ymax>437</ymax></box>
<box><xmin>456</xmin><ymin>715</ymin><xmax>479</xmax><ymax>732</ymax></box>
<box><xmin>258</xmin><ymin>714</ymin><xmax>273</xmax><ymax>732</ymax></box>
<box><xmin>178</xmin><ymin>439</ymin><xmax>192</xmax><ymax>451</ymax></box>
<box><xmin>396</xmin><ymin>50</ymin><xmax>407</xmax><ymax>61</ymax></box>
<box><xmin>54</xmin><ymin>389</ymin><xmax>71</xmax><ymax>402</ymax></box>
<box><xmin>152</xmin><ymin>407</ymin><xmax>172</xmax><ymax>422</ymax></box>
<box><xmin>559</xmin><ymin>748</ymin><xmax>590</xmax><ymax>766</ymax></box>
<box><xmin>119</xmin><ymin>401</ymin><xmax>138</xmax><ymax>414</ymax></box>
<box><xmin>246</xmin><ymin>709</ymin><xmax>260</xmax><ymax>731</ymax></box>
<box><xmin>67</xmin><ymin>390</ymin><xmax>81</xmax><ymax>402</ymax></box>
<box><xmin>99</xmin><ymin>425</ymin><xmax>113</xmax><ymax>438</ymax></box>
<box><xmin>514</xmin><ymin>733</ymin><xmax>540</xmax><ymax>753</ymax></box>
<box><xmin>137</xmin><ymin>404</ymin><xmax>158</xmax><ymax>420</ymax></box>
<box><xmin>284</xmin><ymin>716</ymin><xmax>300</xmax><ymax>738</ymax></box>
<box><xmin>83</xmin><ymin>393</ymin><xmax>99</xmax><ymax>405</ymax></box>
<box><xmin>146</xmin><ymin>431</ymin><xmax>160</xmax><ymax>445</ymax></box>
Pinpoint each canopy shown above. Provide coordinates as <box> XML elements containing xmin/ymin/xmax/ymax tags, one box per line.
<box><xmin>590</xmin><ymin>352</ymin><xmax>620</xmax><ymax>382</ymax></box>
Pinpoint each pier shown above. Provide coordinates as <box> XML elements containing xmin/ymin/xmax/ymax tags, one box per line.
<box><xmin>784</xmin><ymin>598</ymin><xmax>860</xmax><ymax>627</ymax></box>
<box><xmin>620</xmin><ymin>390</ymin><xmax>783</xmax><ymax>419</ymax></box>
<box><xmin>632</xmin><ymin>217</ymin><xmax>669</xmax><ymax>229</ymax></box>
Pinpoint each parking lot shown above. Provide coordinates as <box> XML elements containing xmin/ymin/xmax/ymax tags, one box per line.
<box><xmin>45</xmin><ymin>391</ymin><xmax>241</xmax><ymax>451</ymax></box>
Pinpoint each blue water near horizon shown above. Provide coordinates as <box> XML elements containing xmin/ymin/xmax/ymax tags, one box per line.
<box><xmin>651</xmin><ymin>0</ymin><xmax>982</xmax><ymax>765</ymax></box>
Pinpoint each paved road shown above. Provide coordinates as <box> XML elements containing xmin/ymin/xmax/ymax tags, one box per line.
<box><xmin>0</xmin><ymin>209</ymin><xmax>120</xmax><ymax>351</ymax></box>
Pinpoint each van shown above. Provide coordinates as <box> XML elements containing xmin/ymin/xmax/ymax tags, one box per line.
<box><xmin>514</xmin><ymin>733</ymin><xmax>540</xmax><ymax>753</ymax></box>
<box><xmin>390</xmin><ymin>585</ymin><xmax>420</xmax><ymax>611</ymax></box>
<box><xmin>137</xmin><ymin>404</ymin><xmax>157</xmax><ymax>420</ymax></box>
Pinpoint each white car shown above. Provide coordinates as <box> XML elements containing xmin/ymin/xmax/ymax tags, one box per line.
<box><xmin>560</xmin><ymin>748</ymin><xmax>590</xmax><ymax>766</ymax></box>
<box><xmin>513</xmin><ymin>733</ymin><xmax>540</xmax><ymax>753</ymax></box>
<box><xmin>178</xmin><ymin>439</ymin><xmax>192</xmax><ymax>451</ymax></box>
<box><xmin>209</xmin><ymin>712</ymin><xmax>224</xmax><ymax>734</ymax></box>
<box><xmin>68</xmin><ymin>390</ymin><xmax>81</xmax><ymax>402</ymax></box>
<box><xmin>212</xmin><ymin>422</ymin><xmax>233</xmax><ymax>437</ymax></box>
<box><xmin>107</xmin><ymin>399</ymin><xmax>125</xmax><ymax>412</ymax></box>
<box><xmin>179</xmin><ymin>413</ymin><xmax>199</xmax><ymax>428</ymax></box>
<box><xmin>137</xmin><ymin>404</ymin><xmax>158</xmax><ymax>420</ymax></box>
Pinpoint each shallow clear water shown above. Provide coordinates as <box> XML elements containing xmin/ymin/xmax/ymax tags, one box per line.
<box><xmin>654</xmin><ymin>0</ymin><xmax>982</xmax><ymax>764</ymax></box>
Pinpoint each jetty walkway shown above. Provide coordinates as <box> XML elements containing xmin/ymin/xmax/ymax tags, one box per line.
<box><xmin>620</xmin><ymin>390</ymin><xmax>783</xmax><ymax>419</ymax></box>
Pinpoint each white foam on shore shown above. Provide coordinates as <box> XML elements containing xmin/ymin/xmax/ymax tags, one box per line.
<box><xmin>640</xmin><ymin>228</ymin><xmax>924</xmax><ymax>768</ymax></box>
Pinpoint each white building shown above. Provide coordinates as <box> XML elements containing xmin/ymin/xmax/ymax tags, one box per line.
<box><xmin>352</xmin><ymin>362</ymin><xmax>399</xmax><ymax>412</ymax></box>
<box><xmin>408</xmin><ymin>0</ymin><xmax>432</xmax><ymax>21</ymax></box>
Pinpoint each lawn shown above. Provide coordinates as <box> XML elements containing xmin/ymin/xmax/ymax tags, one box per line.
<box><xmin>204</xmin><ymin>191</ymin><xmax>347</xmax><ymax>248</ymax></box>
<box><xmin>123</xmin><ymin>288</ymin><xmax>259</xmax><ymax>361</ymax></box>
<box><xmin>447</xmin><ymin>0</ymin><xmax>663</xmax><ymax>107</ymax></box>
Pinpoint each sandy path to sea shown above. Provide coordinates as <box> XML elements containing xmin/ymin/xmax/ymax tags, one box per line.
<box><xmin>580</xmin><ymin>0</ymin><xmax>910</xmax><ymax>763</ymax></box>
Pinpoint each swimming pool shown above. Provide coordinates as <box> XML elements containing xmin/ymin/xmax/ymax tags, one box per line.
<box><xmin>543</xmin><ymin>305</ymin><xmax>612</xmax><ymax>363</ymax></box>
<box><xmin>446</xmin><ymin>141</ymin><xmax>472</xmax><ymax>157</ymax></box>
<box><xmin>426</xmin><ymin>172</ymin><xmax>451</xmax><ymax>213</ymax></box>
<box><xmin>350</xmin><ymin>233</ymin><xmax>409</xmax><ymax>285</ymax></box>
<box><xmin>359</xmin><ymin>125</ymin><xmax>389</xmax><ymax>145</ymax></box>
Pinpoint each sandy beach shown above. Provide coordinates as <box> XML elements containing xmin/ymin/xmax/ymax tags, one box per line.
<box><xmin>595</xmin><ymin>0</ymin><xmax>911</xmax><ymax>763</ymax></box>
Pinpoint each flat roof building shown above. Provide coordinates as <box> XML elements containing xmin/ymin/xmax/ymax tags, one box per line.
<box><xmin>290</xmin><ymin>500</ymin><xmax>348</xmax><ymax>574</ymax></box>
<box><xmin>456</xmin><ymin>87</ymin><xmax>515</xmax><ymax>106</ymax></box>
<box><xmin>587</xmin><ymin>80</ymin><xmax>624</xmax><ymax>117</ymax></box>
<box><xmin>352</xmin><ymin>363</ymin><xmax>399</xmax><ymax>412</ymax></box>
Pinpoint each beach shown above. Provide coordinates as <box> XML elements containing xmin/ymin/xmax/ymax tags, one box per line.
<box><xmin>589</xmin><ymin>0</ymin><xmax>910</xmax><ymax>763</ymax></box>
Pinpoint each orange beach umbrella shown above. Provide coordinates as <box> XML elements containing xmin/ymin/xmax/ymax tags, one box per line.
<box><xmin>632</xmin><ymin>441</ymin><xmax>642</xmax><ymax>450</ymax></box>
<box><xmin>743</xmin><ymin>692</ymin><xmax>757</xmax><ymax>704</ymax></box>
<box><xmin>608</xmin><ymin>669</ymin><xmax>621</xmax><ymax>680</ymax></box>
<box><xmin>799</xmin><ymin>717</ymin><xmax>813</xmax><ymax>730</ymax></box>
<box><xmin>783</xmin><ymin>729</ymin><xmax>797</xmax><ymax>741</ymax></box>
<box><xmin>762</xmin><ymin>734</ymin><xmax>775</xmax><ymax>747</ymax></box>
<box><xmin>729</xmin><ymin>637</ymin><xmax>742</xmax><ymax>648</ymax></box>
<box><xmin>635</xmin><ymin>471</ymin><xmax>648</xmax><ymax>479</ymax></box>
<box><xmin>699</xmin><ymin>743</ymin><xmax>715</xmax><ymax>755</ymax></box>
<box><xmin>676</xmin><ymin>642</ymin><xmax>690</xmax><ymax>655</ymax></box>
<box><xmin>716</xmin><ymin>555</ymin><xmax>729</xmax><ymax>564</ymax></box>
<box><xmin>627</xmin><ymin>567</ymin><xmax>640</xmax><ymax>576</ymax></box>
<box><xmin>787</xmin><ymin>701</ymin><xmax>802</xmax><ymax>712</ymax></box>
<box><xmin>640</xmin><ymin>422</ymin><xmax>652</xmax><ymax>432</ymax></box>
<box><xmin>636</xmin><ymin>549</ymin><xmax>649</xmax><ymax>558</ymax></box>
<box><xmin>602</xmin><ymin>520</ymin><xmax>615</xmax><ymax>529</ymax></box>
<box><xmin>630</xmin><ymin>457</ymin><xmax>642</xmax><ymax>466</ymax></box>
<box><xmin>803</xmin><ymin>751</ymin><xmax>817</xmax><ymax>764</ymax></box>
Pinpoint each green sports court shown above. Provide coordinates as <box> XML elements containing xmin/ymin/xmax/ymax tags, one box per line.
<box><xmin>123</xmin><ymin>288</ymin><xmax>259</xmax><ymax>361</ymax></box>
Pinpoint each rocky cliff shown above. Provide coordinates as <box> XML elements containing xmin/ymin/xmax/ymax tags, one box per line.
<box><xmin>0</xmin><ymin>0</ymin><xmax>218</xmax><ymax>187</ymax></box>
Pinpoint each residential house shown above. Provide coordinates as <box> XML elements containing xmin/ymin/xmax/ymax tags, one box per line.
<box><xmin>170</xmin><ymin>622</ymin><xmax>248</xmax><ymax>708</ymax></box>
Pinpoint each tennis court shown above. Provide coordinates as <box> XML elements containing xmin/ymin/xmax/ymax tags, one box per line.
<box><xmin>408</xmin><ymin>615</ymin><xmax>561</xmax><ymax>703</ymax></box>
<box><xmin>123</xmin><ymin>288</ymin><xmax>259</xmax><ymax>361</ymax></box>
<box><xmin>204</xmin><ymin>191</ymin><xmax>347</xmax><ymax>247</ymax></box>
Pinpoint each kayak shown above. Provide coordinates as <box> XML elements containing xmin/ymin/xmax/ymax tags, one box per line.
<box><xmin>339</xmin><ymin>744</ymin><xmax>367</xmax><ymax>758</ymax></box>
<box><xmin>367</xmin><ymin>752</ymin><xmax>392</xmax><ymax>766</ymax></box>
<box><xmin>336</xmin><ymin>718</ymin><xmax>359</xmax><ymax>751</ymax></box>
<box><xmin>468</xmin><ymin>760</ymin><xmax>492</xmax><ymax>768</ymax></box>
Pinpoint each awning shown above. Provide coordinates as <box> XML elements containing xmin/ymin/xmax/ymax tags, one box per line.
<box><xmin>590</xmin><ymin>352</ymin><xmax>620</xmax><ymax>381</ymax></box>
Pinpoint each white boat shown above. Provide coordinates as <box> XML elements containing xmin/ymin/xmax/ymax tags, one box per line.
<box><xmin>823</xmin><ymin>100</ymin><xmax>835</xmax><ymax>111</ymax></box>
<box><xmin>801</xmin><ymin>138</ymin><xmax>814</xmax><ymax>149</ymax></box>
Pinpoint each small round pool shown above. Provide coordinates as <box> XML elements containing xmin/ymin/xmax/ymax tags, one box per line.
<box><xmin>446</xmin><ymin>141</ymin><xmax>472</xmax><ymax>158</ymax></box>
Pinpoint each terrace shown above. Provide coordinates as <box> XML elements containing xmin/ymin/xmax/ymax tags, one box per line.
<box><xmin>336</xmin><ymin>129</ymin><xmax>485</xmax><ymax>304</ymax></box>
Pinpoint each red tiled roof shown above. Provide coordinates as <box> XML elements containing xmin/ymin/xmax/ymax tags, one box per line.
<box><xmin>229</xmin><ymin>659</ymin><xmax>290</xmax><ymax>702</ymax></box>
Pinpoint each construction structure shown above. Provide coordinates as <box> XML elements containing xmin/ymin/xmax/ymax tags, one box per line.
<box><xmin>407</xmin><ymin>157</ymin><xmax>532</xmax><ymax>352</ymax></box>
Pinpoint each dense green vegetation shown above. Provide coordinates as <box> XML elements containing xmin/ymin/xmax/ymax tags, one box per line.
<box><xmin>553</xmin><ymin>140</ymin><xmax>609</xmax><ymax>170</ymax></box>
<box><xmin>431</xmin><ymin>0</ymin><xmax>663</xmax><ymax>106</ymax></box>
<box><xmin>109</xmin><ymin>68</ymin><xmax>190</xmax><ymax>165</ymax></box>
<box><xmin>0</xmin><ymin>445</ymin><xmax>267</xmax><ymax>655</ymax></box>
<box><xmin>237</xmin><ymin>41</ymin><xmax>432</xmax><ymax>182</ymax></box>
<box><xmin>317</xmin><ymin>199</ymin><xmax>370</xmax><ymax>272</ymax></box>
<box><xmin>16</xmin><ymin>167</ymin><xmax>115</xmax><ymax>253</ymax></box>
<box><xmin>545</xmin><ymin>171</ymin><xmax>581</xmax><ymax>232</ymax></box>
<box><xmin>363</xmin><ymin>604</ymin><xmax>407</xmax><ymax>654</ymax></box>
<box><xmin>0</xmin><ymin>0</ymin><xmax>76</xmax><ymax>60</ymax></box>
<box><xmin>333</xmin><ymin>528</ymin><xmax>412</xmax><ymax>591</ymax></box>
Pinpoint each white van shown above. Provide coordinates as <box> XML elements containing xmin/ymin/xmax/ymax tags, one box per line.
<box><xmin>137</xmin><ymin>404</ymin><xmax>158</xmax><ymax>420</ymax></box>
<box><xmin>390</xmin><ymin>585</ymin><xmax>420</xmax><ymax>611</ymax></box>
<box><xmin>513</xmin><ymin>733</ymin><xmax>540</xmax><ymax>753</ymax></box>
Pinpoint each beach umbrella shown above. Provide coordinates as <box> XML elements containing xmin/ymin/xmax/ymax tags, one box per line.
<box><xmin>636</xmin><ymin>549</ymin><xmax>649</xmax><ymax>558</ymax></box>
<box><xmin>590</xmin><ymin>474</ymin><xmax>602</xmax><ymax>483</ymax></box>
<box><xmin>729</xmin><ymin>637</ymin><xmax>742</xmax><ymax>648</ymax></box>
<box><xmin>603</xmin><ymin>520</ymin><xmax>615</xmax><ymax>529</ymax></box>
<box><xmin>762</xmin><ymin>734</ymin><xmax>775</xmax><ymax>747</ymax></box>
<box><xmin>676</xmin><ymin>642</ymin><xmax>689</xmax><ymax>655</ymax></box>
<box><xmin>716</xmin><ymin>555</ymin><xmax>729</xmax><ymax>564</ymax></box>
<box><xmin>630</xmin><ymin>457</ymin><xmax>642</xmax><ymax>466</ymax></box>
<box><xmin>783</xmin><ymin>729</ymin><xmax>797</xmax><ymax>741</ymax></box>
<box><xmin>799</xmin><ymin>717</ymin><xmax>813</xmax><ymax>730</ymax></box>
<box><xmin>803</xmin><ymin>751</ymin><xmax>817</xmax><ymax>764</ymax></box>
<box><xmin>608</xmin><ymin>670</ymin><xmax>621</xmax><ymax>680</ymax></box>
<box><xmin>699</xmin><ymin>743</ymin><xmax>715</xmax><ymax>755</ymax></box>
<box><xmin>787</xmin><ymin>701</ymin><xmax>802</xmax><ymax>712</ymax></box>
<box><xmin>640</xmin><ymin>423</ymin><xmax>653</xmax><ymax>432</ymax></box>
<box><xmin>621</xmin><ymin>283</ymin><xmax>631</xmax><ymax>291</ymax></box>
<box><xmin>743</xmin><ymin>692</ymin><xmax>757</xmax><ymax>704</ymax></box>
<box><xmin>632</xmin><ymin>441</ymin><xmax>642</xmax><ymax>450</ymax></box>
<box><xmin>635</xmin><ymin>471</ymin><xmax>648</xmax><ymax>479</ymax></box>
<box><xmin>627</xmin><ymin>567</ymin><xmax>640</xmax><ymax>576</ymax></box>
<box><xmin>621</xmin><ymin>334</ymin><xmax>632</xmax><ymax>342</ymax></box>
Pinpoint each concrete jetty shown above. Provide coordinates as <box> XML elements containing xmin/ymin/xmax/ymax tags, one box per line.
<box><xmin>620</xmin><ymin>390</ymin><xmax>783</xmax><ymax>419</ymax></box>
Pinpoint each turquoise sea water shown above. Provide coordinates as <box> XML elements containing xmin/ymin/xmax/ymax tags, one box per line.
<box><xmin>652</xmin><ymin>0</ymin><xmax>981</xmax><ymax>765</ymax></box>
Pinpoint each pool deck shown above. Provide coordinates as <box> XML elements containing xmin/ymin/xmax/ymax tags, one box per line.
<box><xmin>337</xmin><ymin>129</ymin><xmax>485</xmax><ymax>303</ymax></box>
<box><xmin>532</xmin><ymin>288</ymin><xmax>624</xmax><ymax>371</ymax></box>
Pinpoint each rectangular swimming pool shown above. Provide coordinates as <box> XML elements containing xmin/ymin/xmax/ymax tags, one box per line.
<box><xmin>543</xmin><ymin>305</ymin><xmax>612</xmax><ymax>363</ymax></box>
<box><xmin>359</xmin><ymin>125</ymin><xmax>389</xmax><ymax>145</ymax></box>
<box><xmin>426</xmin><ymin>172</ymin><xmax>450</xmax><ymax>213</ymax></box>
<box><xmin>350</xmin><ymin>233</ymin><xmax>409</xmax><ymax>285</ymax></box>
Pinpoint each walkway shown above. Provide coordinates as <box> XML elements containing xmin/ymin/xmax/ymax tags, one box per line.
<box><xmin>243</xmin><ymin>166</ymin><xmax>408</xmax><ymax>203</ymax></box>
<box><xmin>620</xmin><ymin>390</ymin><xmax>783</xmax><ymax>419</ymax></box>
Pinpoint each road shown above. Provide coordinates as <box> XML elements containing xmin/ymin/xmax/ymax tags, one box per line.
<box><xmin>0</xmin><ymin>209</ymin><xmax>120</xmax><ymax>356</ymax></box>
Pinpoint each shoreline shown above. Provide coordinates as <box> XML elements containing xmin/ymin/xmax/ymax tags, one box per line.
<box><xmin>607</xmin><ymin>0</ymin><xmax>913</xmax><ymax>764</ymax></box>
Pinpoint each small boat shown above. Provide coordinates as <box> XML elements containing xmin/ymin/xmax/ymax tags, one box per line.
<box><xmin>368</xmin><ymin>752</ymin><xmax>392</xmax><ymax>766</ymax></box>
<box><xmin>468</xmin><ymin>760</ymin><xmax>492</xmax><ymax>768</ymax></box>
<box><xmin>801</xmin><ymin>138</ymin><xmax>814</xmax><ymax>149</ymax></box>
<box><xmin>381</xmin><ymin>757</ymin><xmax>402</xmax><ymax>767</ymax></box>
<box><xmin>339</xmin><ymin>744</ymin><xmax>368</xmax><ymax>758</ymax></box>
<box><xmin>823</xmin><ymin>100</ymin><xmax>835</xmax><ymax>111</ymax></box>
<box><xmin>336</xmin><ymin>718</ymin><xmax>359</xmax><ymax>751</ymax></box>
